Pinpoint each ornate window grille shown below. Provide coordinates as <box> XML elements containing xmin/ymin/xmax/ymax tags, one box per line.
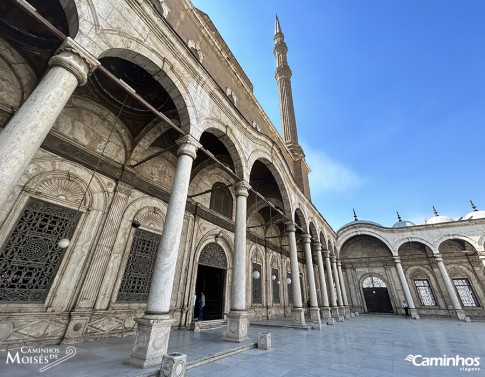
<box><xmin>453</xmin><ymin>278</ymin><xmax>480</xmax><ymax>307</ymax></box>
<box><xmin>272</xmin><ymin>268</ymin><xmax>280</xmax><ymax>304</ymax></box>
<box><xmin>252</xmin><ymin>263</ymin><xmax>262</xmax><ymax>305</ymax></box>
<box><xmin>363</xmin><ymin>276</ymin><xmax>387</xmax><ymax>288</ymax></box>
<box><xmin>0</xmin><ymin>198</ymin><xmax>80</xmax><ymax>303</ymax></box>
<box><xmin>117</xmin><ymin>229</ymin><xmax>160</xmax><ymax>302</ymax></box>
<box><xmin>414</xmin><ymin>279</ymin><xmax>437</xmax><ymax>306</ymax></box>
<box><xmin>210</xmin><ymin>183</ymin><xmax>233</xmax><ymax>218</ymax></box>
<box><xmin>287</xmin><ymin>272</ymin><xmax>292</xmax><ymax>304</ymax></box>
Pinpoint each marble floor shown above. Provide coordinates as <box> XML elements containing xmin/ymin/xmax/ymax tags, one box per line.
<box><xmin>1</xmin><ymin>315</ymin><xmax>484</xmax><ymax>377</ymax></box>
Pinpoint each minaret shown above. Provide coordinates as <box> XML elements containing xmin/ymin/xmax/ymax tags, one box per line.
<box><xmin>274</xmin><ymin>16</ymin><xmax>311</xmax><ymax>198</ymax></box>
<box><xmin>273</xmin><ymin>16</ymin><xmax>304</xmax><ymax>158</ymax></box>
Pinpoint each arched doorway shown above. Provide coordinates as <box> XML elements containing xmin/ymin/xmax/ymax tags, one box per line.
<box><xmin>362</xmin><ymin>276</ymin><xmax>393</xmax><ymax>313</ymax></box>
<box><xmin>194</xmin><ymin>243</ymin><xmax>228</xmax><ymax>321</ymax></box>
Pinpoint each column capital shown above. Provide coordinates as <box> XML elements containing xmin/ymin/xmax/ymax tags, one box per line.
<box><xmin>49</xmin><ymin>37</ymin><xmax>100</xmax><ymax>86</ymax></box>
<box><xmin>393</xmin><ymin>255</ymin><xmax>402</xmax><ymax>264</ymax></box>
<box><xmin>322</xmin><ymin>250</ymin><xmax>330</xmax><ymax>258</ymax></box>
<box><xmin>312</xmin><ymin>242</ymin><xmax>322</xmax><ymax>252</ymax></box>
<box><xmin>433</xmin><ymin>253</ymin><xmax>443</xmax><ymax>262</ymax></box>
<box><xmin>331</xmin><ymin>255</ymin><xmax>337</xmax><ymax>263</ymax></box>
<box><xmin>176</xmin><ymin>134</ymin><xmax>201</xmax><ymax>159</ymax></box>
<box><xmin>301</xmin><ymin>233</ymin><xmax>311</xmax><ymax>244</ymax></box>
<box><xmin>285</xmin><ymin>221</ymin><xmax>296</xmax><ymax>233</ymax></box>
<box><xmin>337</xmin><ymin>260</ymin><xmax>342</xmax><ymax>267</ymax></box>
<box><xmin>234</xmin><ymin>181</ymin><xmax>251</xmax><ymax>197</ymax></box>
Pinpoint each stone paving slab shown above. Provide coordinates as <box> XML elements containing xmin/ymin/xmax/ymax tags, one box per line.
<box><xmin>0</xmin><ymin>315</ymin><xmax>484</xmax><ymax>377</ymax></box>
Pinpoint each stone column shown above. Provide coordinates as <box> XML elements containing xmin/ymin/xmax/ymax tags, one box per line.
<box><xmin>332</xmin><ymin>256</ymin><xmax>345</xmax><ymax>321</ymax></box>
<box><xmin>128</xmin><ymin>135</ymin><xmax>201</xmax><ymax>368</ymax></box>
<box><xmin>0</xmin><ymin>38</ymin><xmax>99</xmax><ymax>208</ymax></box>
<box><xmin>434</xmin><ymin>253</ymin><xmax>467</xmax><ymax>321</ymax></box>
<box><xmin>286</xmin><ymin>221</ymin><xmax>305</xmax><ymax>325</ymax></box>
<box><xmin>302</xmin><ymin>234</ymin><xmax>320</xmax><ymax>322</ymax></box>
<box><xmin>324</xmin><ymin>251</ymin><xmax>338</xmax><ymax>318</ymax></box>
<box><xmin>393</xmin><ymin>256</ymin><xmax>419</xmax><ymax>319</ymax></box>
<box><xmin>224</xmin><ymin>181</ymin><xmax>251</xmax><ymax>342</ymax></box>
<box><xmin>314</xmin><ymin>243</ymin><xmax>331</xmax><ymax>319</ymax></box>
<box><xmin>337</xmin><ymin>261</ymin><xmax>350</xmax><ymax>317</ymax></box>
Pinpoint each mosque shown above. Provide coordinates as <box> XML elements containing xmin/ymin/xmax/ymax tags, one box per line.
<box><xmin>0</xmin><ymin>0</ymin><xmax>483</xmax><ymax>368</ymax></box>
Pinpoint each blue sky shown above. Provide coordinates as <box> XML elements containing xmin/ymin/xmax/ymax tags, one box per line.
<box><xmin>192</xmin><ymin>0</ymin><xmax>485</xmax><ymax>230</ymax></box>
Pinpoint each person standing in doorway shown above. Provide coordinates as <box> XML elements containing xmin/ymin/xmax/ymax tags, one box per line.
<box><xmin>199</xmin><ymin>292</ymin><xmax>205</xmax><ymax>321</ymax></box>
<box><xmin>402</xmin><ymin>299</ymin><xmax>410</xmax><ymax>318</ymax></box>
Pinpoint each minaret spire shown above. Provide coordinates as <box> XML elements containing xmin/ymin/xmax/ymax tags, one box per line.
<box><xmin>273</xmin><ymin>16</ymin><xmax>304</xmax><ymax>158</ymax></box>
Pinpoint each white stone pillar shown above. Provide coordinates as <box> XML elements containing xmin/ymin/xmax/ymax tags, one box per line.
<box><xmin>0</xmin><ymin>38</ymin><xmax>99</xmax><ymax>208</ymax></box>
<box><xmin>337</xmin><ymin>260</ymin><xmax>351</xmax><ymax>317</ymax></box>
<box><xmin>314</xmin><ymin>243</ymin><xmax>331</xmax><ymax>319</ymax></box>
<box><xmin>393</xmin><ymin>256</ymin><xmax>419</xmax><ymax>319</ymax></box>
<box><xmin>332</xmin><ymin>256</ymin><xmax>345</xmax><ymax>321</ymax></box>
<box><xmin>434</xmin><ymin>253</ymin><xmax>467</xmax><ymax>321</ymax></box>
<box><xmin>286</xmin><ymin>221</ymin><xmax>305</xmax><ymax>325</ymax></box>
<box><xmin>224</xmin><ymin>181</ymin><xmax>251</xmax><ymax>342</ymax></box>
<box><xmin>324</xmin><ymin>251</ymin><xmax>338</xmax><ymax>318</ymax></box>
<box><xmin>302</xmin><ymin>234</ymin><xmax>320</xmax><ymax>321</ymax></box>
<box><xmin>128</xmin><ymin>135</ymin><xmax>201</xmax><ymax>368</ymax></box>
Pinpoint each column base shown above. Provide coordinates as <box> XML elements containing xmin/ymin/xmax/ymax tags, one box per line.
<box><xmin>224</xmin><ymin>311</ymin><xmax>249</xmax><ymax>342</ymax></box>
<box><xmin>455</xmin><ymin>309</ymin><xmax>470</xmax><ymax>322</ymax></box>
<box><xmin>291</xmin><ymin>308</ymin><xmax>306</xmax><ymax>326</ymax></box>
<box><xmin>410</xmin><ymin>308</ymin><xmax>420</xmax><ymax>320</ymax></box>
<box><xmin>309</xmin><ymin>307</ymin><xmax>320</xmax><ymax>321</ymax></box>
<box><xmin>126</xmin><ymin>314</ymin><xmax>174</xmax><ymax>368</ymax></box>
<box><xmin>330</xmin><ymin>307</ymin><xmax>339</xmax><ymax>318</ymax></box>
<box><xmin>320</xmin><ymin>307</ymin><xmax>332</xmax><ymax>319</ymax></box>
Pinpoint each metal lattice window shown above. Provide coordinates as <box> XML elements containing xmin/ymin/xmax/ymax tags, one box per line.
<box><xmin>453</xmin><ymin>278</ymin><xmax>479</xmax><ymax>307</ymax></box>
<box><xmin>363</xmin><ymin>276</ymin><xmax>387</xmax><ymax>288</ymax></box>
<box><xmin>272</xmin><ymin>268</ymin><xmax>280</xmax><ymax>304</ymax></box>
<box><xmin>0</xmin><ymin>199</ymin><xmax>80</xmax><ymax>303</ymax></box>
<box><xmin>210</xmin><ymin>183</ymin><xmax>233</xmax><ymax>218</ymax></box>
<box><xmin>287</xmin><ymin>272</ymin><xmax>292</xmax><ymax>304</ymax></box>
<box><xmin>252</xmin><ymin>263</ymin><xmax>262</xmax><ymax>305</ymax></box>
<box><xmin>117</xmin><ymin>229</ymin><xmax>160</xmax><ymax>302</ymax></box>
<box><xmin>414</xmin><ymin>279</ymin><xmax>437</xmax><ymax>306</ymax></box>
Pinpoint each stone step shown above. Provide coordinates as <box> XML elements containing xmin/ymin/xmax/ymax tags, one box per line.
<box><xmin>190</xmin><ymin>319</ymin><xmax>226</xmax><ymax>332</ymax></box>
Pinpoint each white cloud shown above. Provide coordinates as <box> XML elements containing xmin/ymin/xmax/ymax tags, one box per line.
<box><xmin>302</xmin><ymin>143</ymin><xmax>363</xmax><ymax>195</ymax></box>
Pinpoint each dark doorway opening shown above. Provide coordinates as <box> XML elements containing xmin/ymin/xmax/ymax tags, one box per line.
<box><xmin>194</xmin><ymin>264</ymin><xmax>225</xmax><ymax>321</ymax></box>
<box><xmin>363</xmin><ymin>288</ymin><xmax>393</xmax><ymax>313</ymax></box>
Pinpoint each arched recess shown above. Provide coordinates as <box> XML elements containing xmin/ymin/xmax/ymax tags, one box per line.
<box><xmin>193</xmin><ymin>241</ymin><xmax>230</xmax><ymax>321</ymax></box>
<box><xmin>249</xmin><ymin>246</ymin><xmax>265</xmax><ymax>307</ymax></box>
<box><xmin>338</xmin><ymin>228</ymin><xmax>394</xmax><ymax>255</ymax></box>
<box><xmin>446</xmin><ymin>265</ymin><xmax>483</xmax><ymax>308</ymax></box>
<box><xmin>0</xmin><ymin>161</ymin><xmax>108</xmax><ymax>313</ymax></box>
<box><xmin>360</xmin><ymin>274</ymin><xmax>393</xmax><ymax>313</ymax></box>
<box><xmin>340</xmin><ymin>235</ymin><xmax>393</xmax><ymax>262</ymax></box>
<box><xmin>406</xmin><ymin>265</ymin><xmax>441</xmax><ymax>308</ymax></box>
<box><xmin>188</xmin><ymin>128</ymin><xmax>243</xmax><ymax>220</ymax></box>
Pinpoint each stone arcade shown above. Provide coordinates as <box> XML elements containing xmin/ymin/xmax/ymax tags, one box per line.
<box><xmin>0</xmin><ymin>0</ymin><xmax>484</xmax><ymax>369</ymax></box>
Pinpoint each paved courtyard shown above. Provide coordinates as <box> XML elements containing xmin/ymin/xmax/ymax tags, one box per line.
<box><xmin>1</xmin><ymin>315</ymin><xmax>484</xmax><ymax>377</ymax></box>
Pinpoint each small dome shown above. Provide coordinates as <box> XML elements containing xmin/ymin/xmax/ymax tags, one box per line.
<box><xmin>392</xmin><ymin>220</ymin><xmax>415</xmax><ymax>228</ymax></box>
<box><xmin>425</xmin><ymin>215</ymin><xmax>454</xmax><ymax>225</ymax></box>
<box><xmin>338</xmin><ymin>220</ymin><xmax>382</xmax><ymax>232</ymax></box>
<box><xmin>463</xmin><ymin>210</ymin><xmax>485</xmax><ymax>220</ymax></box>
